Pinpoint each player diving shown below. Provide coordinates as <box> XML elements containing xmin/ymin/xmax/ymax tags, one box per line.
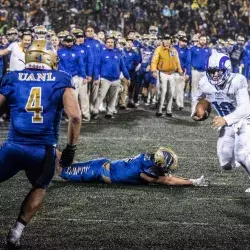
<box><xmin>57</xmin><ymin>147</ymin><xmax>209</xmax><ymax>187</ymax></box>
<box><xmin>192</xmin><ymin>52</ymin><xmax>250</xmax><ymax>191</ymax></box>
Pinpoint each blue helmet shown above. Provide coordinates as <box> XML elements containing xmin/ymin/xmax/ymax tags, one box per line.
<box><xmin>206</xmin><ymin>52</ymin><xmax>232</xmax><ymax>86</ymax></box>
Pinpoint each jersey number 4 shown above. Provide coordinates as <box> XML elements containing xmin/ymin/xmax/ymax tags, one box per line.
<box><xmin>25</xmin><ymin>87</ymin><xmax>43</xmax><ymax>123</ymax></box>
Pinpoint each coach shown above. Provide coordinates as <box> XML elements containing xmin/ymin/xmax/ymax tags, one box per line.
<box><xmin>151</xmin><ymin>34</ymin><xmax>183</xmax><ymax>117</ymax></box>
<box><xmin>91</xmin><ymin>37</ymin><xmax>130</xmax><ymax>119</ymax></box>
<box><xmin>190</xmin><ymin>35</ymin><xmax>211</xmax><ymax>102</ymax></box>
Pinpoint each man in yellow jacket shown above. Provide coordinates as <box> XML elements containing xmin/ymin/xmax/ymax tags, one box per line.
<box><xmin>151</xmin><ymin>34</ymin><xmax>183</xmax><ymax>117</ymax></box>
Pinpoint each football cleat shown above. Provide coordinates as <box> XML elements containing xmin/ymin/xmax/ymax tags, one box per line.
<box><xmin>5</xmin><ymin>228</ymin><xmax>21</xmax><ymax>249</ymax></box>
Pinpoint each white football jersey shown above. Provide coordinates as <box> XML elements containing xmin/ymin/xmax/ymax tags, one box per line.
<box><xmin>192</xmin><ymin>73</ymin><xmax>250</xmax><ymax>126</ymax></box>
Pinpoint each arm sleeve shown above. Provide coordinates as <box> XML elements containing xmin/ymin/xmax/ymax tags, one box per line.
<box><xmin>7</xmin><ymin>43</ymin><xmax>14</xmax><ymax>52</ymax></box>
<box><xmin>0</xmin><ymin>73</ymin><xmax>15</xmax><ymax>97</ymax></box>
<box><xmin>77</xmin><ymin>55</ymin><xmax>86</xmax><ymax>78</ymax></box>
<box><xmin>94</xmin><ymin>52</ymin><xmax>101</xmax><ymax>80</ymax></box>
<box><xmin>175</xmin><ymin>49</ymin><xmax>183</xmax><ymax>73</ymax></box>
<box><xmin>186</xmin><ymin>49</ymin><xmax>191</xmax><ymax>75</ymax></box>
<box><xmin>120</xmin><ymin>57</ymin><xmax>130</xmax><ymax>79</ymax></box>
<box><xmin>151</xmin><ymin>46</ymin><xmax>160</xmax><ymax>72</ymax></box>
<box><xmin>224</xmin><ymin>77</ymin><xmax>250</xmax><ymax>125</ymax></box>
<box><xmin>86</xmin><ymin>48</ymin><xmax>94</xmax><ymax>77</ymax></box>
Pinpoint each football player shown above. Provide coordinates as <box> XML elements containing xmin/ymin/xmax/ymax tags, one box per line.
<box><xmin>192</xmin><ymin>52</ymin><xmax>250</xmax><ymax>191</ymax></box>
<box><xmin>0</xmin><ymin>40</ymin><xmax>81</xmax><ymax>248</ymax></box>
<box><xmin>56</xmin><ymin>148</ymin><xmax>208</xmax><ymax>187</ymax></box>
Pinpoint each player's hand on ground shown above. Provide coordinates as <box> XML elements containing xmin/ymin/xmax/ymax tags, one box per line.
<box><xmin>60</xmin><ymin>144</ymin><xmax>77</xmax><ymax>168</ymax></box>
<box><xmin>211</xmin><ymin>116</ymin><xmax>226</xmax><ymax>129</ymax></box>
<box><xmin>190</xmin><ymin>175</ymin><xmax>209</xmax><ymax>187</ymax></box>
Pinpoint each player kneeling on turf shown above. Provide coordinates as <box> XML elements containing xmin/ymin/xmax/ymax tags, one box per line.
<box><xmin>56</xmin><ymin>147</ymin><xmax>208</xmax><ymax>187</ymax></box>
<box><xmin>192</xmin><ymin>52</ymin><xmax>250</xmax><ymax>192</ymax></box>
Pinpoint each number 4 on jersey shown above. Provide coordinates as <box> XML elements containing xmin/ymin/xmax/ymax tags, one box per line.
<box><xmin>25</xmin><ymin>87</ymin><xmax>43</xmax><ymax>123</ymax></box>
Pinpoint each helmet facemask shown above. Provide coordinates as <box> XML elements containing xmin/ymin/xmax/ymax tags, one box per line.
<box><xmin>206</xmin><ymin>67</ymin><xmax>230</xmax><ymax>86</ymax></box>
<box><xmin>154</xmin><ymin>147</ymin><xmax>178</xmax><ymax>174</ymax></box>
<box><xmin>207</xmin><ymin>53</ymin><xmax>232</xmax><ymax>86</ymax></box>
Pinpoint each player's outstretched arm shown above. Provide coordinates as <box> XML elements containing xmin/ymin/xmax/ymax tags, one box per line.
<box><xmin>61</xmin><ymin>88</ymin><xmax>81</xmax><ymax>167</ymax></box>
<box><xmin>0</xmin><ymin>48</ymin><xmax>10</xmax><ymax>56</ymax></box>
<box><xmin>140</xmin><ymin>173</ymin><xmax>209</xmax><ymax>186</ymax></box>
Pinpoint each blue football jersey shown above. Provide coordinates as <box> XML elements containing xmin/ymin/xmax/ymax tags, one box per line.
<box><xmin>110</xmin><ymin>153</ymin><xmax>160</xmax><ymax>184</ymax></box>
<box><xmin>60</xmin><ymin>153</ymin><xmax>161</xmax><ymax>184</ymax></box>
<box><xmin>0</xmin><ymin>69</ymin><xmax>73</xmax><ymax>145</ymax></box>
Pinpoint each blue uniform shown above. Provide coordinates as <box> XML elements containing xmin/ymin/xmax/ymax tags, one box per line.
<box><xmin>190</xmin><ymin>45</ymin><xmax>211</xmax><ymax>72</ymax></box>
<box><xmin>137</xmin><ymin>46</ymin><xmax>156</xmax><ymax>87</ymax></box>
<box><xmin>73</xmin><ymin>44</ymin><xmax>94</xmax><ymax>77</ymax></box>
<box><xmin>174</xmin><ymin>45</ymin><xmax>191</xmax><ymax>76</ymax></box>
<box><xmin>60</xmin><ymin>153</ymin><xmax>161</xmax><ymax>184</ymax></box>
<box><xmin>230</xmin><ymin>44</ymin><xmax>245</xmax><ymax>73</ymax></box>
<box><xmin>96</xmin><ymin>48</ymin><xmax>130</xmax><ymax>81</ymax></box>
<box><xmin>0</xmin><ymin>69</ymin><xmax>73</xmax><ymax>187</ymax></box>
<box><xmin>58</xmin><ymin>47</ymin><xmax>86</xmax><ymax>78</ymax></box>
<box><xmin>242</xmin><ymin>41</ymin><xmax>250</xmax><ymax>79</ymax></box>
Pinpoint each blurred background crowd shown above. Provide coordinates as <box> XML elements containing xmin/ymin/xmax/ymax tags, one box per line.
<box><xmin>0</xmin><ymin>0</ymin><xmax>249</xmax><ymax>39</ymax></box>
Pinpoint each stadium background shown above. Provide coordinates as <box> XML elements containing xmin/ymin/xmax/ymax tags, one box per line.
<box><xmin>0</xmin><ymin>0</ymin><xmax>249</xmax><ymax>38</ymax></box>
<box><xmin>1</xmin><ymin>0</ymin><xmax>250</xmax><ymax>249</ymax></box>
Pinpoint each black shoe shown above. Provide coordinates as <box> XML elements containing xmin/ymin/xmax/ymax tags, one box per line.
<box><xmin>156</xmin><ymin>112</ymin><xmax>163</xmax><ymax>117</ymax></box>
<box><xmin>91</xmin><ymin>113</ymin><xmax>98</xmax><ymax>120</ymax></box>
<box><xmin>127</xmin><ymin>103</ymin><xmax>136</xmax><ymax>108</ymax></box>
<box><xmin>119</xmin><ymin>106</ymin><xmax>127</xmax><ymax>110</ymax></box>
<box><xmin>105</xmin><ymin>114</ymin><xmax>114</xmax><ymax>119</ymax></box>
<box><xmin>177</xmin><ymin>107</ymin><xmax>184</xmax><ymax>111</ymax></box>
<box><xmin>166</xmin><ymin>113</ymin><xmax>172</xmax><ymax>117</ymax></box>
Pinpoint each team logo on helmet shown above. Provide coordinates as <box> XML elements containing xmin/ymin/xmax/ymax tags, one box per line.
<box><xmin>154</xmin><ymin>147</ymin><xmax>178</xmax><ymax>173</ymax></box>
<box><xmin>25</xmin><ymin>40</ymin><xmax>58</xmax><ymax>70</ymax></box>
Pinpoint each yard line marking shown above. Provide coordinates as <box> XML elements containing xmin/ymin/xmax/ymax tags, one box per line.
<box><xmin>37</xmin><ymin>217</ymin><xmax>250</xmax><ymax>228</ymax></box>
<box><xmin>57</xmin><ymin>135</ymin><xmax>216</xmax><ymax>143</ymax></box>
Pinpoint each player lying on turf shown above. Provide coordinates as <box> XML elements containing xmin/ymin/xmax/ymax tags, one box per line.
<box><xmin>56</xmin><ymin>147</ymin><xmax>209</xmax><ymax>187</ymax></box>
<box><xmin>192</xmin><ymin>52</ymin><xmax>250</xmax><ymax>191</ymax></box>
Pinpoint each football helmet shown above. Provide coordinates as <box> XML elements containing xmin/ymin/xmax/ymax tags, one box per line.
<box><xmin>154</xmin><ymin>147</ymin><xmax>178</xmax><ymax>173</ymax></box>
<box><xmin>34</xmin><ymin>25</ymin><xmax>48</xmax><ymax>39</ymax></box>
<box><xmin>25</xmin><ymin>40</ymin><xmax>57</xmax><ymax>70</ymax></box>
<box><xmin>6</xmin><ymin>27</ymin><xmax>18</xmax><ymax>42</ymax></box>
<box><xmin>6</xmin><ymin>27</ymin><xmax>18</xmax><ymax>35</ymax></box>
<box><xmin>176</xmin><ymin>30</ymin><xmax>186</xmax><ymax>39</ymax></box>
<box><xmin>149</xmin><ymin>25</ymin><xmax>158</xmax><ymax>35</ymax></box>
<box><xmin>206</xmin><ymin>52</ymin><xmax>232</xmax><ymax>86</ymax></box>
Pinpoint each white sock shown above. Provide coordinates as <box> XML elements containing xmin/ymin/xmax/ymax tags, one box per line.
<box><xmin>13</xmin><ymin>221</ymin><xmax>25</xmax><ymax>237</ymax></box>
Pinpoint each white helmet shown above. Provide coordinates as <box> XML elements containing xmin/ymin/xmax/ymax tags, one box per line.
<box><xmin>206</xmin><ymin>52</ymin><xmax>232</xmax><ymax>86</ymax></box>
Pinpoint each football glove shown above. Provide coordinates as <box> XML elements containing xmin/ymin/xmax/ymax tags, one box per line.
<box><xmin>60</xmin><ymin>144</ymin><xmax>77</xmax><ymax>168</ymax></box>
<box><xmin>189</xmin><ymin>175</ymin><xmax>209</xmax><ymax>187</ymax></box>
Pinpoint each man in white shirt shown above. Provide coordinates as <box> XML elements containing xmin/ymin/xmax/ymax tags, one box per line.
<box><xmin>0</xmin><ymin>34</ymin><xmax>32</xmax><ymax>71</ymax></box>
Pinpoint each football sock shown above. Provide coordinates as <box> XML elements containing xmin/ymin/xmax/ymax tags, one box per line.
<box><xmin>13</xmin><ymin>217</ymin><xmax>27</xmax><ymax>236</ymax></box>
